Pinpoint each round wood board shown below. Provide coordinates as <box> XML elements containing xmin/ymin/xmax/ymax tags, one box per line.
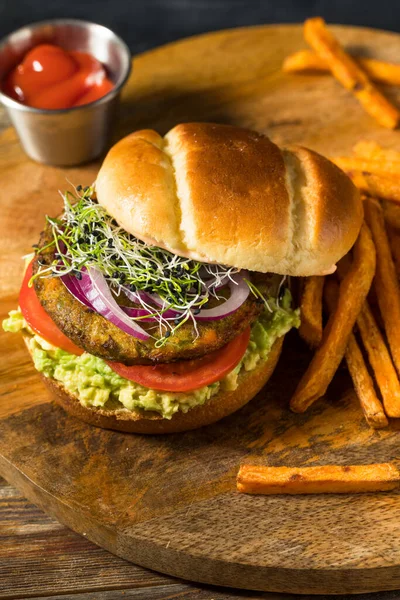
<box><xmin>2</xmin><ymin>24</ymin><xmax>400</xmax><ymax>596</ymax></box>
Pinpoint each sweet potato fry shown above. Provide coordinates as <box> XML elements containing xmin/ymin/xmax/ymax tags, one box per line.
<box><xmin>358</xmin><ymin>302</ymin><xmax>400</xmax><ymax>418</ymax></box>
<box><xmin>299</xmin><ymin>276</ymin><xmax>325</xmax><ymax>348</ymax></box>
<box><xmin>349</xmin><ymin>171</ymin><xmax>400</xmax><ymax>204</ymax></box>
<box><xmin>283</xmin><ymin>50</ymin><xmax>400</xmax><ymax>86</ymax></box>
<box><xmin>333</xmin><ymin>156</ymin><xmax>400</xmax><ymax>178</ymax></box>
<box><xmin>337</xmin><ymin>251</ymin><xmax>384</xmax><ymax>332</ymax></box>
<box><xmin>338</xmin><ymin>254</ymin><xmax>400</xmax><ymax>418</ymax></box>
<box><xmin>237</xmin><ymin>463</ymin><xmax>399</xmax><ymax>495</ymax></box>
<box><xmin>324</xmin><ymin>280</ymin><xmax>388</xmax><ymax>427</ymax></box>
<box><xmin>346</xmin><ymin>330</ymin><xmax>389</xmax><ymax>427</ymax></box>
<box><xmin>387</xmin><ymin>225</ymin><xmax>400</xmax><ymax>280</ymax></box>
<box><xmin>283</xmin><ymin>49</ymin><xmax>332</xmax><ymax>73</ymax></box>
<box><xmin>383</xmin><ymin>200</ymin><xmax>400</xmax><ymax>230</ymax></box>
<box><xmin>290</xmin><ymin>223</ymin><xmax>376</xmax><ymax>413</ymax></box>
<box><xmin>384</xmin><ymin>201</ymin><xmax>400</xmax><ymax>280</ymax></box>
<box><xmin>304</xmin><ymin>18</ymin><xmax>400</xmax><ymax>129</ymax></box>
<box><xmin>362</xmin><ymin>57</ymin><xmax>400</xmax><ymax>87</ymax></box>
<box><xmin>365</xmin><ymin>198</ymin><xmax>400</xmax><ymax>379</ymax></box>
<box><xmin>354</xmin><ymin>140</ymin><xmax>400</xmax><ymax>162</ymax></box>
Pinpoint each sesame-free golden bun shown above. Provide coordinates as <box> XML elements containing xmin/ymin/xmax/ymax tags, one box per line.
<box><xmin>96</xmin><ymin>122</ymin><xmax>363</xmax><ymax>276</ymax></box>
<box><xmin>24</xmin><ymin>334</ymin><xmax>283</xmax><ymax>434</ymax></box>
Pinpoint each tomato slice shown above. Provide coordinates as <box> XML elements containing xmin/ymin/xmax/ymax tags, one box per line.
<box><xmin>107</xmin><ymin>327</ymin><xmax>251</xmax><ymax>392</ymax></box>
<box><xmin>19</xmin><ymin>260</ymin><xmax>83</xmax><ymax>355</ymax></box>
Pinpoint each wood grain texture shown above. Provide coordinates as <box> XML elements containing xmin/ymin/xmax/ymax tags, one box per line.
<box><xmin>2</xmin><ymin>475</ymin><xmax>400</xmax><ymax>600</ymax></box>
<box><xmin>23</xmin><ymin>591</ymin><xmax>400</xmax><ymax>600</ymax></box>
<box><xmin>0</xmin><ymin>474</ymin><xmax>267</xmax><ymax>600</ymax></box>
<box><xmin>0</xmin><ymin>476</ymin><xmax>177</xmax><ymax>599</ymax></box>
<box><xmin>3</xmin><ymin>482</ymin><xmax>400</xmax><ymax>600</ymax></box>
<box><xmin>2</xmin><ymin>24</ymin><xmax>400</xmax><ymax>596</ymax></box>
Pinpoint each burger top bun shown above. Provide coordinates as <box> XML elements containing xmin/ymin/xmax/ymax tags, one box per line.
<box><xmin>96</xmin><ymin>122</ymin><xmax>363</xmax><ymax>276</ymax></box>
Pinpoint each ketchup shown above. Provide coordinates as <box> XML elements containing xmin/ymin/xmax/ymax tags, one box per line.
<box><xmin>2</xmin><ymin>44</ymin><xmax>114</xmax><ymax>109</ymax></box>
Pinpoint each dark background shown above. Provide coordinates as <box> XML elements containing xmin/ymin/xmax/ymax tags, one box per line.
<box><xmin>0</xmin><ymin>0</ymin><xmax>400</xmax><ymax>55</ymax></box>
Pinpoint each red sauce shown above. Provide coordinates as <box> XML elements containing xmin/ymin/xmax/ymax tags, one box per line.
<box><xmin>2</xmin><ymin>44</ymin><xmax>114</xmax><ymax>109</ymax></box>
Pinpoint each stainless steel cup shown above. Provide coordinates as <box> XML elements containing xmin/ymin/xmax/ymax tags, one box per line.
<box><xmin>0</xmin><ymin>19</ymin><xmax>131</xmax><ymax>166</ymax></box>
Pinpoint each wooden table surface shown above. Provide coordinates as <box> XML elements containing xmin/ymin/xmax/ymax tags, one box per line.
<box><xmin>1</xmin><ymin>469</ymin><xmax>279</xmax><ymax>600</ymax></box>
<box><xmin>1</xmin><ymin>468</ymin><xmax>399</xmax><ymax>600</ymax></box>
<box><xmin>2</xmin><ymin>466</ymin><xmax>400</xmax><ymax>600</ymax></box>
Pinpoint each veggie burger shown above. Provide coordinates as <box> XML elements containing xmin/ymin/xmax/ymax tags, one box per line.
<box><xmin>3</xmin><ymin>123</ymin><xmax>363</xmax><ymax>433</ymax></box>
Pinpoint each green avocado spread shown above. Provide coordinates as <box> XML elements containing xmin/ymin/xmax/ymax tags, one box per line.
<box><xmin>3</xmin><ymin>292</ymin><xmax>299</xmax><ymax>419</ymax></box>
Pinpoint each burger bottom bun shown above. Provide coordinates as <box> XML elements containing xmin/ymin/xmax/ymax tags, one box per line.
<box><xmin>23</xmin><ymin>335</ymin><xmax>283</xmax><ymax>434</ymax></box>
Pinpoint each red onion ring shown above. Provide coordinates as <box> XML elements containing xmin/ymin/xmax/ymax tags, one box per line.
<box><xmin>136</xmin><ymin>273</ymin><xmax>249</xmax><ymax>320</ymax></box>
<box><xmin>60</xmin><ymin>272</ymin><xmax>94</xmax><ymax>309</ymax></box>
<box><xmin>61</xmin><ymin>263</ymin><xmax>250</xmax><ymax>339</ymax></box>
<box><xmin>113</xmin><ymin>272</ymin><xmax>250</xmax><ymax>322</ymax></box>
<box><xmin>194</xmin><ymin>272</ymin><xmax>250</xmax><ymax>320</ymax></box>
<box><xmin>123</xmin><ymin>288</ymin><xmax>152</xmax><ymax>304</ymax></box>
<box><xmin>79</xmin><ymin>267</ymin><xmax>150</xmax><ymax>341</ymax></box>
<box><xmin>62</xmin><ymin>272</ymin><xmax>177</xmax><ymax>322</ymax></box>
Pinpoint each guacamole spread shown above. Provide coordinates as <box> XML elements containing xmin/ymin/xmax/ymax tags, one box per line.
<box><xmin>3</xmin><ymin>292</ymin><xmax>299</xmax><ymax>419</ymax></box>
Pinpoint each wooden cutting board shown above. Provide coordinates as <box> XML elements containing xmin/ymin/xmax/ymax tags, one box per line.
<box><xmin>2</xmin><ymin>24</ymin><xmax>400</xmax><ymax>596</ymax></box>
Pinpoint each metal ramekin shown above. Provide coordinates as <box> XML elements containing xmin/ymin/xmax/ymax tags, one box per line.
<box><xmin>0</xmin><ymin>19</ymin><xmax>131</xmax><ymax>166</ymax></box>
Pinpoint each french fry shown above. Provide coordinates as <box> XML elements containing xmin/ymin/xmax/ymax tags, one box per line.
<box><xmin>290</xmin><ymin>223</ymin><xmax>376</xmax><ymax>413</ymax></box>
<box><xmin>337</xmin><ymin>251</ymin><xmax>384</xmax><ymax>325</ymax></box>
<box><xmin>324</xmin><ymin>280</ymin><xmax>389</xmax><ymax>428</ymax></box>
<box><xmin>346</xmin><ymin>329</ymin><xmax>389</xmax><ymax>427</ymax></box>
<box><xmin>333</xmin><ymin>156</ymin><xmax>400</xmax><ymax>178</ymax></box>
<box><xmin>283</xmin><ymin>49</ymin><xmax>400</xmax><ymax>86</ymax></box>
<box><xmin>358</xmin><ymin>302</ymin><xmax>400</xmax><ymax>418</ymax></box>
<box><xmin>362</xmin><ymin>57</ymin><xmax>400</xmax><ymax>87</ymax></box>
<box><xmin>354</xmin><ymin>140</ymin><xmax>400</xmax><ymax>162</ymax></box>
<box><xmin>383</xmin><ymin>200</ymin><xmax>400</xmax><ymax>230</ymax></box>
<box><xmin>387</xmin><ymin>225</ymin><xmax>400</xmax><ymax>280</ymax></box>
<box><xmin>303</xmin><ymin>17</ymin><xmax>400</xmax><ymax>129</ymax></box>
<box><xmin>299</xmin><ymin>276</ymin><xmax>325</xmax><ymax>348</ymax></box>
<box><xmin>365</xmin><ymin>198</ymin><xmax>400</xmax><ymax>378</ymax></box>
<box><xmin>237</xmin><ymin>463</ymin><xmax>400</xmax><ymax>495</ymax></box>
<box><xmin>383</xmin><ymin>201</ymin><xmax>400</xmax><ymax>279</ymax></box>
<box><xmin>338</xmin><ymin>255</ymin><xmax>400</xmax><ymax>418</ymax></box>
<box><xmin>349</xmin><ymin>171</ymin><xmax>400</xmax><ymax>204</ymax></box>
<box><xmin>283</xmin><ymin>49</ymin><xmax>332</xmax><ymax>73</ymax></box>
